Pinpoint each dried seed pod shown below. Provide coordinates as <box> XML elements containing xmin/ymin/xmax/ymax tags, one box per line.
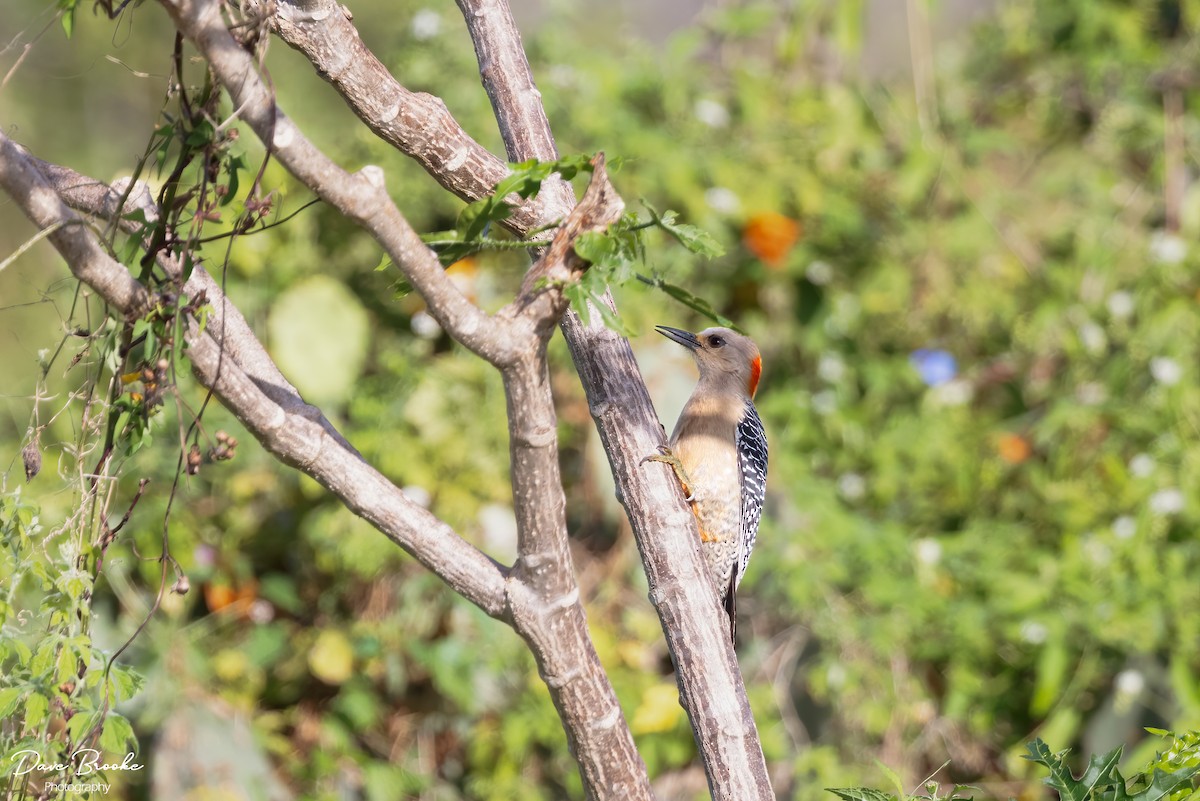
<box><xmin>22</xmin><ymin>441</ymin><xmax>42</xmax><ymax>482</ymax></box>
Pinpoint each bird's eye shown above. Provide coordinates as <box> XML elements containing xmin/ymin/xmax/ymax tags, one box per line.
<box><xmin>709</xmin><ymin>335</ymin><xmax>726</xmax><ymax>348</ymax></box>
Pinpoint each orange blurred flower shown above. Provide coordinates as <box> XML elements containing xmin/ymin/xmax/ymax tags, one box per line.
<box><xmin>997</xmin><ymin>433</ymin><xmax>1032</xmax><ymax>464</ymax></box>
<box><xmin>447</xmin><ymin>256</ymin><xmax>479</xmax><ymax>303</ymax></box>
<box><xmin>742</xmin><ymin>212</ymin><xmax>801</xmax><ymax>267</ymax></box>
<box><xmin>204</xmin><ymin>579</ymin><xmax>259</xmax><ymax>615</ymax></box>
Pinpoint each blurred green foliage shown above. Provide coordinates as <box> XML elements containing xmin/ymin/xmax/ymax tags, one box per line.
<box><xmin>2</xmin><ymin>0</ymin><xmax>1199</xmax><ymax>799</ymax></box>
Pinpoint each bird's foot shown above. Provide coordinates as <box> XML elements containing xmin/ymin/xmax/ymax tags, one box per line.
<box><xmin>641</xmin><ymin>446</ymin><xmax>696</xmax><ymax>502</ymax></box>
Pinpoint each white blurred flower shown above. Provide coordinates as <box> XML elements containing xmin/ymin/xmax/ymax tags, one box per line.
<box><xmin>823</xmin><ymin>294</ymin><xmax>861</xmax><ymax>339</ymax></box>
<box><xmin>1129</xmin><ymin>453</ymin><xmax>1155</xmax><ymax>478</ymax></box>
<box><xmin>811</xmin><ymin>389</ymin><xmax>838</xmax><ymax>416</ymax></box>
<box><xmin>411</xmin><ymin>9</ymin><xmax>441</xmax><ymax>40</ymax></box>
<box><xmin>704</xmin><ymin>187</ymin><xmax>740</xmax><ymax>214</ymax></box>
<box><xmin>1076</xmin><ymin>382</ymin><xmax>1107</xmax><ymax>406</ymax></box>
<box><xmin>1112</xmin><ymin>515</ymin><xmax>1137</xmax><ymax>540</ymax></box>
<box><xmin>248</xmin><ymin>599</ymin><xmax>275</xmax><ymax>624</ymax></box>
<box><xmin>837</xmin><ymin>472</ymin><xmax>866</xmax><ymax>501</ymax></box>
<box><xmin>1149</xmin><ymin>230</ymin><xmax>1187</xmax><ymax>264</ymax></box>
<box><xmin>818</xmin><ymin>353</ymin><xmax>846</xmax><ymax>383</ymax></box>
<box><xmin>1082</xmin><ymin>534</ymin><xmax>1111</xmax><ymax>567</ymax></box>
<box><xmin>1114</xmin><ymin>668</ymin><xmax>1145</xmax><ymax>698</ymax></box>
<box><xmin>1077</xmin><ymin>321</ymin><xmax>1106</xmax><ymax>355</ymax></box>
<box><xmin>1020</xmin><ymin>620</ymin><xmax>1048</xmax><ymax>644</ymax></box>
<box><xmin>479</xmin><ymin>503</ymin><xmax>518</xmax><ymax>560</ymax></box>
<box><xmin>694</xmin><ymin>99</ymin><xmax>730</xmax><ymax>128</ymax></box>
<box><xmin>914</xmin><ymin>538</ymin><xmax>942</xmax><ymax>566</ymax></box>
<box><xmin>1106</xmin><ymin>290</ymin><xmax>1135</xmax><ymax>319</ymax></box>
<box><xmin>411</xmin><ymin>309</ymin><xmax>442</xmax><ymax>339</ymax></box>
<box><xmin>1151</xmin><ymin>357</ymin><xmax>1182</xmax><ymax>386</ymax></box>
<box><xmin>805</xmin><ymin>260</ymin><xmax>834</xmax><ymax>286</ymax></box>
<box><xmin>402</xmin><ymin>485</ymin><xmax>432</xmax><ymax>508</ymax></box>
<box><xmin>547</xmin><ymin>65</ymin><xmax>577</xmax><ymax>88</ymax></box>
<box><xmin>1149</xmin><ymin>488</ymin><xmax>1184</xmax><ymax>516</ymax></box>
<box><xmin>826</xmin><ymin>662</ymin><xmax>847</xmax><ymax>689</ymax></box>
<box><xmin>929</xmin><ymin>378</ymin><xmax>974</xmax><ymax>407</ymax></box>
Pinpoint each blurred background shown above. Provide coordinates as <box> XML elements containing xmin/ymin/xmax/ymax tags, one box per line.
<box><xmin>1</xmin><ymin>0</ymin><xmax>1198</xmax><ymax>799</ymax></box>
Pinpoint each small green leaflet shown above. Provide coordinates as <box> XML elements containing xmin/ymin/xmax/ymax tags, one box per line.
<box><xmin>826</xmin><ymin>789</ymin><xmax>896</xmax><ymax>801</ymax></box>
<box><xmin>1022</xmin><ymin>738</ymin><xmax>1200</xmax><ymax>801</ymax></box>
<box><xmin>643</xmin><ymin>201</ymin><xmax>725</xmax><ymax>257</ymax></box>
<box><xmin>639</xmin><ymin>275</ymin><xmax>737</xmax><ymax>329</ymax></box>
<box><xmin>59</xmin><ymin>0</ymin><xmax>77</xmax><ymax>38</ymax></box>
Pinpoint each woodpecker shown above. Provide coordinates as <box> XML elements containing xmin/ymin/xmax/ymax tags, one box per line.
<box><xmin>648</xmin><ymin>325</ymin><xmax>768</xmax><ymax>643</ymax></box>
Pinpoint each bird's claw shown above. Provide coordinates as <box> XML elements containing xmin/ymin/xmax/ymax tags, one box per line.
<box><xmin>642</xmin><ymin>446</ymin><xmax>696</xmax><ymax>502</ymax></box>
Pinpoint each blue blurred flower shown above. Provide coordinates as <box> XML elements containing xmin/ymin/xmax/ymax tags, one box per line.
<box><xmin>910</xmin><ymin>349</ymin><xmax>957</xmax><ymax>387</ymax></box>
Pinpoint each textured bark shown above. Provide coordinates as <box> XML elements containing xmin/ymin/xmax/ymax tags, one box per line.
<box><xmin>0</xmin><ymin>133</ymin><xmax>509</xmax><ymax>618</ymax></box>
<box><xmin>260</xmin><ymin>0</ymin><xmax>557</xmax><ymax>236</ymax></box>
<box><xmin>498</xmin><ymin>160</ymin><xmax>651</xmax><ymax>800</ymax></box>
<box><xmin>562</xmin><ymin>311</ymin><xmax>775</xmax><ymax>799</ymax></box>
<box><xmin>249</xmin><ymin>0</ymin><xmax>776</xmax><ymax>794</ymax></box>
<box><xmin>161</xmin><ymin>0</ymin><xmax>519</xmax><ymax>366</ymax></box>
<box><xmin>502</xmin><ymin>351</ymin><xmax>651</xmax><ymax>799</ymax></box>
<box><xmin>454</xmin><ymin>1</ymin><xmax>776</xmax><ymax>796</ymax></box>
<box><xmin>7</xmin><ymin>0</ymin><xmax>779</xmax><ymax>793</ymax></box>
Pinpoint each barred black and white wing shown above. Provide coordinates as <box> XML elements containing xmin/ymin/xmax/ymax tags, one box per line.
<box><xmin>734</xmin><ymin>400</ymin><xmax>768</xmax><ymax>591</ymax></box>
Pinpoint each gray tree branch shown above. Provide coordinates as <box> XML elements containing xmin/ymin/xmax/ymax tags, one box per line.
<box><xmin>257</xmin><ymin>0</ymin><xmax>556</xmax><ymax>237</ymax></box>
<box><xmin>0</xmin><ymin>131</ymin><xmax>509</xmax><ymax>618</ymax></box>
<box><xmin>31</xmin><ymin>157</ymin><xmax>354</xmax><ymax>453</ymax></box>
<box><xmin>152</xmin><ymin>1</ymin><xmax>657</xmax><ymax>796</ymax></box>
<box><xmin>245</xmin><ymin>0</ymin><xmax>776</xmax><ymax>794</ymax></box>
<box><xmin>158</xmin><ymin>0</ymin><xmax>520</xmax><ymax>367</ymax></box>
<box><xmin>493</xmin><ymin>157</ymin><xmax>652</xmax><ymax>800</ymax></box>
<box><xmin>453</xmin><ymin>1</ymin><xmax>776</xmax><ymax>797</ymax></box>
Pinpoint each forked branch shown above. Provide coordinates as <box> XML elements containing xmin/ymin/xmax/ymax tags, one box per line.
<box><xmin>0</xmin><ymin>132</ymin><xmax>508</xmax><ymax>618</ymax></box>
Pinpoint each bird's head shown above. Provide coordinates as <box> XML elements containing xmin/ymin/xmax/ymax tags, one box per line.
<box><xmin>656</xmin><ymin>325</ymin><xmax>762</xmax><ymax>398</ymax></box>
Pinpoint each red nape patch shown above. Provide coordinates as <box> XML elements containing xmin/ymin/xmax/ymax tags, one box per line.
<box><xmin>749</xmin><ymin>355</ymin><xmax>762</xmax><ymax>397</ymax></box>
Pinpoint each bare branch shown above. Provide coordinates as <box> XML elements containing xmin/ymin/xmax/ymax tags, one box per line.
<box><xmin>259</xmin><ymin>0</ymin><xmax>556</xmax><ymax>235</ymax></box>
<box><xmin>501</xmin><ymin>154</ymin><xmax>624</xmax><ymax>332</ymax></box>
<box><xmin>455</xmin><ymin>0</ymin><xmax>777</xmax><ymax>797</ymax></box>
<box><xmin>453</xmin><ymin>0</ymin><xmax>575</xmax><ymax>214</ymax></box>
<box><xmin>503</xmin><ymin>158</ymin><xmax>624</xmax><ymax>584</ymax></box>
<box><xmin>490</xmin><ymin>160</ymin><xmax>649</xmax><ymax>800</ymax></box>
<box><xmin>0</xmin><ymin>131</ymin><xmax>508</xmax><ymax>618</ymax></box>
<box><xmin>563</xmin><ymin>310</ymin><xmax>776</xmax><ymax>800</ymax></box>
<box><xmin>158</xmin><ymin>0</ymin><xmax>522</xmax><ymax>367</ymax></box>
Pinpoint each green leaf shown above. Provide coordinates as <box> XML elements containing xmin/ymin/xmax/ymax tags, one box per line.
<box><xmin>11</xmin><ymin>639</ymin><xmax>32</xmax><ymax>666</ymax></box>
<box><xmin>66</xmin><ymin>709</ymin><xmax>104</xmax><ymax>745</ymax></box>
<box><xmin>648</xmin><ymin>277</ymin><xmax>737</xmax><ymax>328</ymax></box>
<box><xmin>643</xmin><ymin>201</ymin><xmax>725</xmax><ymax>257</ymax></box>
<box><xmin>0</xmin><ymin>686</ymin><xmax>24</xmax><ymax>719</ymax></box>
<box><xmin>30</xmin><ymin>639</ymin><xmax>57</xmax><ymax>676</ymax></box>
<box><xmin>574</xmin><ymin>231</ymin><xmax>620</xmax><ymax>266</ymax></box>
<box><xmin>185</xmin><ymin>119</ymin><xmax>216</xmax><ymax>148</ymax></box>
<box><xmin>456</xmin><ymin>197</ymin><xmax>506</xmax><ymax>242</ymax></box>
<box><xmin>222</xmin><ymin>154</ymin><xmax>246</xmax><ymax>206</ymax></box>
<box><xmin>107</xmin><ymin>664</ymin><xmax>145</xmax><ymax>704</ymax></box>
<box><xmin>60</xmin><ymin>5</ymin><xmax>75</xmax><ymax>38</ymax></box>
<box><xmin>826</xmin><ymin>788</ymin><xmax>896</xmax><ymax>801</ymax></box>
<box><xmin>98</xmin><ymin>712</ymin><xmax>137</xmax><ymax>754</ymax></box>
<box><xmin>1127</xmin><ymin>766</ymin><xmax>1200</xmax><ymax>801</ymax></box>
<box><xmin>592</xmin><ymin>293</ymin><xmax>635</xmax><ymax>337</ymax></box>
<box><xmin>1024</xmin><ymin>739</ymin><xmax>1125</xmax><ymax>801</ymax></box>
<box><xmin>563</xmin><ymin>282</ymin><xmax>591</xmax><ymax>327</ymax></box>
<box><xmin>874</xmin><ymin>760</ymin><xmax>908</xmax><ymax>799</ymax></box>
<box><xmin>23</xmin><ymin>692</ymin><xmax>49</xmax><ymax>732</ymax></box>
